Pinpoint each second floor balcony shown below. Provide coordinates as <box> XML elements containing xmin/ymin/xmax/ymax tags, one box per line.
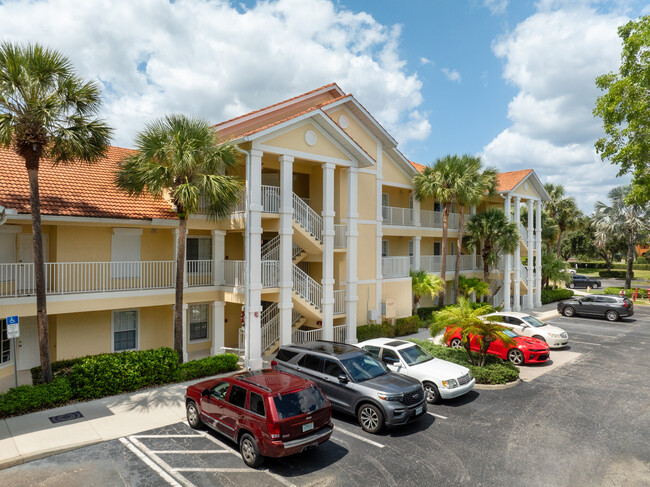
<box><xmin>382</xmin><ymin>206</ymin><xmax>461</xmax><ymax>229</ymax></box>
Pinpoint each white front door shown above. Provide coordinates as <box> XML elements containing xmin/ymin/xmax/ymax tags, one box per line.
<box><xmin>17</xmin><ymin>317</ymin><xmax>40</xmax><ymax>371</ymax></box>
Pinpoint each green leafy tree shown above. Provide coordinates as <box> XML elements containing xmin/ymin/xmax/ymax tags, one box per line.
<box><xmin>0</xmin><ymin>43</ymin><xmax>112</xmax><ymax>382</ymax></box>
<box><xmin>543</xmin><ymin>183</ymin><xmax>582</xmax><ymax>257</ymax></box>
<box><xmin>410</xmin><ymin>270</ymin><xmax>444</xmax><ymax>315</ymax></box>
<box><xmin>116</xmin><ymin>115</ymin><xmax>242</xmax><ymax>363</ymax></box>
<box><xmin>594</xmin><ymin>15</ymin><xmax>650</xmax><ymax>204</ymax></box>
<box><xmin>464</xmin><ymin>208</ymin><xmax>519</xmax><ymax>292</ymax></box>
<box><xmin>458</xmin><ymin>275</ymin><xmax>489</xmax><ymax>301</ymax></box>
<box><xmin>592</xmin><ymin>185</ymin><xmax>650</xmax><ymax>288</ymax></box>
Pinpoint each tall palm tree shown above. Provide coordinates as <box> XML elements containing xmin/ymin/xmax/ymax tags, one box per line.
<box><xmin>410</xmin><ymin>270</ymin><xmax>445</xmax><ymax>315</ymax></box>
<box><xmin>413</xmin><ymin>154</ymin><xmax>465</xmax><ymax>307</ymax></box>
<box><xmin>0</xmin><ymin>43</ymin><xmax>112</xmax><ymax>383</ymax></box>
<box><xmin>116</xmin><ymin>115</ymin><xmax>242</xmax><ymax>363</ymax></box>
<box><xmin>592</xmin><ymin>185</ymin><xmax>650</xmax><ymax>288</ymax></box>
<box><xmin>453</xmin><ymin>155</ymin><xmax>497</xmax><ymax>301</ymax></box>
<box><xmin>464</xmin><ymin>208</ymin><xmax>519</xmax><ymax>293</ymax></box>
<box><xmin>543</xmin><ymin>183</ymin><xmax>582</xmax><ymax>257</ymax></box>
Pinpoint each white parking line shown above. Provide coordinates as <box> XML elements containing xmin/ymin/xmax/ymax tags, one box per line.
<box><xmin>175</xmin><ymin>468</ymin><xmax>252</xmax><ymax>473</ymax></box>
<box><xmin>427</xmin><ymin>412</ymin><xmax>448</xmax><ymax>419</ymax></box>
<box><xmin>128</xmin><ymin>436</ymin><xmax>195</xmax><ymax>487</ymax></box>
<box><xmin>333</xmin><ymin>427</ymin><xmax>385</xmax><ymax>448</ymax></box>
<box><xmin>151</xmin><ymin>450</ymin><xmax>229</xmax><ymax>454</ymax></box>
<box><xmin>134</xmin><ymin>434</ymin><xmax>203</xmax><ymax>438</ymax></box>
<box><xmin>569</xmin><ymin>331</ymin><xmax>620</xmax><ymax>338</ymax></box>
<box><xmin>570</xmin><ymin>340</ymin><xmax>602</xmax><ymax>346</ymax></box>
<box><xmin>119</xmin><ymin>437</ymin><xmax>185</xmax><ymax>487</ymax></box>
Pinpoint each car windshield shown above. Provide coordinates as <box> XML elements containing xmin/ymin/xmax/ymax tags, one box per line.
<box><xmin>503</xmin><ymin>330</ymin><xmax>519</xmax><ymax>338</ymax></box>
<box><xmin>521</xmin><ymin>316</ymin><xmax>546</xmax><ymax>328</ymax></box>
<box><xmin>273</xmin><ymin>386</ymin><xmax>328</xmax><ymax>419</ymax></box>
<box><xmin>398</xmin><ymin>344</ymin><xmax>433</xmax><ymax>366</ymax></box>
<box><xmin>340</xmin><ymin>354</ymin><xmax>388</xmax><ymax>382</ymax></box>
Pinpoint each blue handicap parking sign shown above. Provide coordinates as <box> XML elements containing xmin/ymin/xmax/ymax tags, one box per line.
<box><xmin>7</xmin><ymin>315</ymin><xmax>18</xmax><ymax>325</ymax></box>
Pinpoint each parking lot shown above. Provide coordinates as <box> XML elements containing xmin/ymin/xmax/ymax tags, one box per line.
<box><xmin>2</xmin><ymin>306</ymin><xmax>650</xmax><ymax>486</ymax></box>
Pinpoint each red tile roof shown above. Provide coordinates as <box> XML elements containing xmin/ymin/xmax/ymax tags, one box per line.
<box><xmin>496</xmin><ymin>169</ymin><xmax>533</xmax><ymax>192</ymax></box>
<box><xmin>410</xmin><ymin>161</ymin><xmax>426</xmax><ymax>173</ymax></box>
<box><xmin>0</xmin><ymin>146</ymin><xmax>176</xmax><ymax>220</ymax></box>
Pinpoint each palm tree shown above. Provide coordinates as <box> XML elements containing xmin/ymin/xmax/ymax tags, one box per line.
<box><xmin>0</xmin><ymin>43</ymin><xmax>112</xmax><ymax>383</ymax></box>
<box><xmin>592</xmin><ymin>185</ymin><xmax>650</xmax><ymax>288</ymax></box>
<box><xmin>413</xmin><ymin>154</ymin><xmax>464</xmax><ymax>307</ymax></box>
<box><xmin>410</xmin><ymin>270</ymin><xmax>445</xmax><ymax>315</ymax></box>
<box><xmin>458</xmin><ymin>275</ymin><xmax>489</xmax><ymax>301</ymax></box>
<box><xmin>470</xmin><ymin>320</ymin><xmax>517</xmax><ymax>367</ymax></box>
<box><xmin>544</xmin><ymin>183</ymin><xmax>582</xmax><ymax>257</ymax></box>
<box><xmin>541</xmin><ymin>252</ymin><xmax>570</xmax><ymax>290</ymax></box>
<box><xmin>464</xmin><ymin>208</ymin><xmax>519</xmax><ymax>290</ymax></box>
<box><xmin>116</xmin><ymin>115</ymin><xmax>242</xmax><ymax>363</ymax></box>
<box><xmin>453</xmin><ymin>155</ymin><xmax>498</xmax><ymax>301</ymax></box>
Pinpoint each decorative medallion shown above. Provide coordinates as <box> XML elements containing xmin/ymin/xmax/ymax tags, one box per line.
<box><xmin>304</xmin><ymin>130</ymin><xmax>317</xmax><ymax>146</ymax></box>
<box><xmin>338</xmin><ymin>115</ymin><xmax>349</xmax><ymax>128</ymax></box>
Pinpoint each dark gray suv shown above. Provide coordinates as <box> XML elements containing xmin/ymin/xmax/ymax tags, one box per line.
<box><xmin>557</xmin><ymin>294</ymin><xmax>634</xmax><ymax>321</ymax></box>
<box><xmin>271</xmin><ymin>341</ymin><xmax>426</xmax><ymax>434</ymax></box>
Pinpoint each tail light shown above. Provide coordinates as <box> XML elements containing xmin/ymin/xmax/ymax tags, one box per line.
<box><xmin>267</xmin><ymin>421</ymin><xmax>281</xmax><ymax>439</ymax></box>
<box><xmin>622</xmin><ymin>301</ymin><xmax>629</xmax><ymax>308</ymax></box>
<box><xmin>271</xmin><ymin>360</ymin><xmax>278</xmax><ymax>367</ymax></box>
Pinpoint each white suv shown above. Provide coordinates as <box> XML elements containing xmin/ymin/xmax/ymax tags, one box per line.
<box><xmin>481</xmin><ymin>312</ymin><xmax>569</xmax><ymax>348</ymax></box>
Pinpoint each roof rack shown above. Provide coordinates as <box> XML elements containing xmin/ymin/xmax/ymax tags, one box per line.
<box><xmin>236</xmin><ymin>372</ymin><xmax>272</xmax><ymax>392</ymax></box>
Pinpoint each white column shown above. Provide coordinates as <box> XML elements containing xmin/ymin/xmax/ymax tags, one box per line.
<box><xmin>247</xmin><ymin>149</ymin><xmax>264</xmax><ymax>370</ymax></box>
<box><xmin>181</xmin><ymin>303</ymin><xmax>189</xmax><ymax>362</ymax></box>
<box><xmin>527</xmin><ymin>200</ymin><xmax>535</xmax><ymax>309</ymax></box>
<box><xmin>174</xmin><ymin>229</ymin><xmax>188</xmax><ymax>287</ymax></box>
<box><xmin>346</xmin><ymin>167</ymin><xmax>359</xmax><ymax>344</ymax></box>
<box><xmin>210</xmin><ymin>301</ymin><xmax>225</xmax><ymax>355</ymax></box>
<box><xmin>513</xmin><ymin>196</ymin><xmax>521</xmax><ymax>311</ymax></box>
<box><xmin>212</xmin><ymin>230</ymin><xmax>225</xmax><ymax>286</ymax></box>
<box><xmin>321</xmin><ymin>162</ymin><xmax>335</xmax><ymax>340</ymax></box>
<box><xmin>503</xmin><ymin>196</ymin><xmax>511</xmax><ymax>311</ymax></box>
<box><xmin>413</xmin><ymin>194</ymin><xmax>421</xmax><ymax>227</ymax></box>
<box><xmin>412</xmin><ymin>236</ymin><xmax>421</xmax><ymax>271</ymax></box>
<box><xmin>535</xmin><ymin>200</ymin><xmax>543</xmax><ymax>307</ymax></box>
<box><xmin>279</xmin><ymin>154</ymin><xmax>294</xmax><ymax>346</ymax></box>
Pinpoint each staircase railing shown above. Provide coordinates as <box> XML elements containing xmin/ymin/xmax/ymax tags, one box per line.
<box><xmin>292</xmin><ymin>263</ymin><xmax>322</xmax><ymax>310</ymax></box>
<box><xmin>293</xmin><ymin>193</ymin><xmax>322</xmax><ymax>241</ymax></box>
<box><xmin>261</xmin><ymin>236</ymin><xmax>280</xmax><ymax>261</ymax></box>
<box><xmin>519</xmin><ymin>222</ymin><xmax>528</xmax><ymax>243</ymax></box>
<box><xmin>262</xmin><ymin>261</ymin><xmax>280</xmax><ymax>287</ymax></box>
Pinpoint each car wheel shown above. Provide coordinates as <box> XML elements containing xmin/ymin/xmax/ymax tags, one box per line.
<box><xmin>358</xmin><ymin>403</ymin><xmax>384</xmax><ymax>434</ymax></box>
<box><xmin>450</xmin><ymin>338</ymin><xmax>463</xmax><ymax>349</ymax></box>
<box><xmin>240</xmin><ymin>433</ymin><xmax>264</xmax><ymax>468</ymax></box>
<box><xmin>507</xmin><ymin>349</ymin><xmax>525</xmax><ymax>365</ymax></box>
<box><xmin>186</xmin><ymin>401</ymin><xmax>203</xmax><ymax>429</ymax></box>
<box><xmin>568</xmin><ymin>282</ymin><xmax>575</xmax><ymax>289</ymax></box>
<box><xmin>563</xmin><ymin>306</ymin><xmax>575</xmax><ymax>317</ymax></box>
<box><xmin>424</xmin><ymin>382</ymin><xmax>441</xmax><ymax>404</ymax></box>
<box><xmin>591</xmin><ymin>282</ymin><xmax>599</xmax><ymax>289</ymax></box>
<box><xmin>605</xmin><ymin>310</ymin><xmax>619</xmax><ymax>322</ymax></box>
<box><xmin>533</xmin><ymin>335</ymin><xmax>546</xmax><ymax>343</ymax></box>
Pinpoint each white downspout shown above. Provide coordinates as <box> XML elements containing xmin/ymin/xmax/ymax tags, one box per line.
<box><xmin>234</xmin><ymin>145</ymin><xmax>251</xmax><ymax>370</ymax></box>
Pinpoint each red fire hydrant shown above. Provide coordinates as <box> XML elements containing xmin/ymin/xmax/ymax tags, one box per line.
<box><xmin>633</xmin><ymin>288</ymin><xmax>638</xmax><ymax>302</ymax></box>
<box><xmin>619</xmin><ymin>289</ymin><xmax>625</xmax><ymax>298</ymax></box>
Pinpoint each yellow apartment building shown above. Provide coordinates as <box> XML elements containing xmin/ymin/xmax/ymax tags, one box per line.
<box><xmin>0</xmin><ymin>83</ymin><xmax>549</xmax><ymax>382</ymax></box>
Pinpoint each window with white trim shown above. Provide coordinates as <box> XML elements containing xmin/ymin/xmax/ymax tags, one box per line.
<box><xmin>189</xmin><ymin>304</ymin><xmax>209</xmax><ymax>342</ymax></box>
<box><xmin>113</xmin><ymin>310</ymin><xmax>138</xmax><ymax>351</ymax></box>
<box><xmin>1</xmin><ymin>319</ymin><xmax>11</xmax><ymax>365</ymax></box>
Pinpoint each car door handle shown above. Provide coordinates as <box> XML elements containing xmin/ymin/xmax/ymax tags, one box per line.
<box><xmin>323</xmin><ymin>377</ymin><xmax>330</xmax><ymax>382</ymax></box>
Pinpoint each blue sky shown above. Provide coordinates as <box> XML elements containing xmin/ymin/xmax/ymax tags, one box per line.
<box><xmin>0</xmin><ymin>0</ymin><xmax>648</xmax><ymax>212</ymax></box>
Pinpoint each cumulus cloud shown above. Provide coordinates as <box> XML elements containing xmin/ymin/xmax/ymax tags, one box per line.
<box><xmin>419</xmin><ymin>56</ymin><xmax>434</xmax><ymax>65</ymax></box>
<box><xmin>0</xmin><ymin>0</ymin><xmax>429</xmax><ymax>147</ymax></box>
<box><xmin>484</xmin><ymin>0</ymin><xmax>509</xmax><ymax>15</ymax></box>
<box><xmin>441</xmin><ymin>68</ymin><xmax>462</xmax><ymax>82</ymax></box>
<box><xmin>481</xmin><ymin>5</ymin><xmax>631</xmax><ymax>213</ymax></box>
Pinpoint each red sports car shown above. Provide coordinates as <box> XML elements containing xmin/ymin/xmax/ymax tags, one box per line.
<box><xmin>446</xmin><ymin>328</ymin><xmax>550</xmax><ymax>365</ymax></box>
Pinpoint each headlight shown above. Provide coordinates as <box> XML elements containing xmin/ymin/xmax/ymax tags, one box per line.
<box><xmin>442</xmin><ymin>379</ymin><xmax>459</xmax><ymax>389</ymax></box>
<box><xmin>548</xmin><ymin>333</ymin><xmax>561</xmax><ymax>338</ymax></box>
<box><xmin>377</xmin><ymin>392</ymin><xmax>403</xmax><ymax>401</ymax></box>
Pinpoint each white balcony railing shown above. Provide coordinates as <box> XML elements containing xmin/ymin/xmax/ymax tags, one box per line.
<box><xmin>420</xmin><ymin>210</ymin><xmax>442</xmax><ymax>228</ymax></box>
<box><xmin>334</xmin><ymin>224</ymin><xmax>346</xmax><ymax>249</ymax></box>
<box><xmin>185</xmin><ymin>260</ymin><xmax>213</xmax><ymax>286</ymax></box>
<box><xmin>382</xmin><ymin>206</ymin><xmax>414</xmax><ymax>226</ymax></box>
<box><xmin>382</xmin><ymin>256</ymin><xmax>410</xmax><ymax>278</ymax></box>
<box><xmin>334</xmin><ymin>290</ymin><xmax>345</xmax><ymax>314</ymax></box>
<box><xmin>293</xmin><ymin>193</ymin><xmax>322</xmax><ymax>241</ymax></box>
<box><xmin>293</xmin><ymin>327</ymin><xmax>322</xmax><ymax>344</ymax></box>
<box><xmin>224</xmin><ymin>260</ymin><xmax>245</xmax><ymax>287</ymax></box>
<box><xmin>333</xmin><ymin>324</ymin><xmax>347</xmax><ymax>343</ymax></box>
<box><xmin>262</xmin><ymin>261</ymin><xmax>280</xmax><ymax>287</ymax></box>
<box><xmin>261</xmin><ymin>185</ymin><xmax>281</xmax><ymax>213</ymax></box>
<box><xmin>292</xmin><ymin>264</ymin><xmax>321</xmax><ymax>309</ymax></box>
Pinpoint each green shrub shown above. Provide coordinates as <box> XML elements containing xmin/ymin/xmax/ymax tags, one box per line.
<box><xmin>356</xmin><ymin>323</ymin><xmax>386</xmax><ymax>342</ymax></box>
<box><xmin>394</xmin><ymin>316</ymin><xmax>421</xmax><ymax>335</ymax></box>
<box><xmin>67</xmin><ymin>347</ymin><xmax>181</xmax><ymax>400</ymax></box>
<box><xmin>31</xmin><ymin>356</ymin><xmax>86</xmax><ymax>385</ymax></box>
<box><xmin>599</xmin><ymin>270</ymin><xmax>633</xmax><ymax>278</ymax></box>
<box><xmin>541</xmin><ymin>288</ymin><xmax>574</xmax><ymax>304</ymax></box>
<box><xmin>470</xmin><ymin>362</ymin><xmax>520</xmax><ymax>384</ymax></box>
<box><xmin>0</xmin><ymin>378</ymin><xmax>73</xmax><ymax>418</ymax></box>
<box><xmin>179</xmin><ymin>353</ymin><xmax>239</xmax><ymax>381</ymax></box>
<box><xmin>602</xmin><ymin>287</ymin><xmax>647</xmax><ymax>298</ymax></box>
<box><xmin>416</xmin><ymin>306</ymin><xmax>437</xmax><ymax>322</ymax></box>
<box><xmin>635</xmin><ymin>256</ymin><xmax>647</xmax><ymax>264</ymax></box>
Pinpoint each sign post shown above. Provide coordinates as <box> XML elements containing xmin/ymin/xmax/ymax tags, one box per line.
<box><xmin>6</xmin><ymin>316</ymin><xmax>19</xmax><ymax>389</ymax></box>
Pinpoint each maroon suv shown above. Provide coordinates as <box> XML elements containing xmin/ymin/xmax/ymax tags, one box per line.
<box><xmin>185</xmin><ymin>369</ymin><xmax>333</xmax><ymax>467</ymax></box>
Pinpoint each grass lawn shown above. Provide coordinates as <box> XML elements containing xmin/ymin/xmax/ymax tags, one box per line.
<box><xmin>577</xmin><ymin>267</ymin><xmax>650</xmax><ymax>282</ymax></box>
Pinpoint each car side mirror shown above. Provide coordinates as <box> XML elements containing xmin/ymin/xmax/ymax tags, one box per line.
<box><xmin>201</xmin><ymin>388</ymin><xmax>211</xmax><ymax>397</ymax></box>
<box><xmin>382</xmin><ymin>356</ymin><xmax>399</xmax><ymax>365</ymax></box>
<box><xmin>338</xmin><ymin>374</ymin><xmax>349</xmax><ymax>384</ymax></box>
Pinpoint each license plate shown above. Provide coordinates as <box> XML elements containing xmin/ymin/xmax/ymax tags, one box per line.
<box><xmin>415</xmin><ymin>406</ymin><xmax>423</xmax><ymax>415</ymax></box>
<box><xmin>302</xmin><ymin>422</ymin><xmax>314</xmax><ymax>432</ymax></box>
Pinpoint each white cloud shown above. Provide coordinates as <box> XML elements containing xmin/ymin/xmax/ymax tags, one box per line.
<box><xmin>441</xmin><ymin>67</ymin><xmax>462</xmax><ymax>82</ymax></box>
<box><xmin>484</xmin><ymin>0</ymin><xmax>509</xmax><ymax>15</ymax></box>
<box><xmin>0</xmin><ymin>0</ymin><xmax>430</xmax><ymax>147</ymax></box>
<box><xmin>419</xmin><ymin>56</ymin><xmax>433</xmax><ymax>65</ymax></box>
<box><xmin>481</xmin><ymin>5</ymin><xmax>631</xmax><ymax>213</ymax></box>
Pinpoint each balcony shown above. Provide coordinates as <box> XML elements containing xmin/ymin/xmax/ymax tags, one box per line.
<box><xmin>0</xmin><ymin>260</ymin><xmax>213</xmax><ymax>298</ymax></box>
<box><xmin>383</xmin><ymin>206</ymin><xmax>461</xmax><ymax>229</ymax></box>
<box><xmin>412</xmin><ymin>255</ymin><xmax>482</xmax><ymax>274</ymax></box>
<box><xmin>382</xmin><ymin>256</ymin><xmax>411</xmax><ymax>278</ymax></box>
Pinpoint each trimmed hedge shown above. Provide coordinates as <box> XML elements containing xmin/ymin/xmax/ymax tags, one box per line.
<box><xmin>31</xmin><ymin>356</ymin><xmax>86</xmax><ymax>385</ymax></box>
<box><xmin>602</xmin><ymin>287</ymin><xmax>649</xmax><ymax>299</ymax></box>
<box><xmin>599</xmin><ymin>270</ymin><xmax>634</xmax><ymax>278</ymax></box>
<box><xmin>416</xmin><ymin>307</ymin><xmax>437</xmax><ymax>322</ymax></box>
<box><xmin>394</xmin><ymin>316</ymin><xmax>421</xmax><ymax>336</ymax></box>
<box><xmin>410</xmin><ymin>339</ymin><xmax>519</xmax><ymax>385</ymax></box>
<box><xmin>578</xmin><ymin>262</ymin><xmax>650</xmax><ymax>271</ymax></box>
<box><xmin>541</xmin><ymin>288</ymin><xmax>574</xmax><ymax>304</ymax></box>
<box><xmin>356</xmin><ymin>315</ymin><xmax>421</xmax><ymax>342</ymax></box>
<box><xmin>2</xmin><ymin>348</ymin><xmax>240</xmax><ymax>418</ymax></box>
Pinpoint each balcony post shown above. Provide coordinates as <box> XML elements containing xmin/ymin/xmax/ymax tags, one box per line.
<box><xmin>412</xmin><ymin>236</ymin><xmax>421</xmax><ymax>271</ymax></box>
<box><xmin>503</xmin><ymin>195</ymin><xmax>512</xmax><ymax>311</ymax></box>
<box><xmin>173</xmin><ymin>228</ymin><xmax>188</xmax><ymax>287</ymax></box>
<box><xmin>535</xmin><ymin>200</ymin><xmax>543</xmax><ymax>307</ymax></box>
<box><xmin>346</xmin><ymin>166</ymin><xmax>359</xmax><ymax>343</ymax></box>
<box><xmin>212</xmin><ymin>230</ymin><xmax>225</xmax><ymax>286</ymax></box>
<box><xmin>513</xmin><ymin>196</ymin><xmax>521</xmax><ymax>311</ymax></box>
<box><xmin>247</xmin><ymin>149</ymin><xmax>264</xmax><ymax>370</ymax></box>
<box><xmin>322</xmin><ymin>162</ymin><xmax>335</xmax><ymax>340</ymax></box>
<box><xmin>279</xmin><ymin>154</ymin><xmax>294</xmax><ymax>346</ymax></box>
<box><xmin>527</xmin><ymin>199</ymin><xmax>535</xmax><ymax>308</ymax></box>
<box><xmin>210</xmin><ymin>301</ymin><xmax>225</xmax><ymax>355</ymax></box>
<box><xmin>376</xmin><ymin>154</ymin><xmax>383</xmax><ymax>319</ymax></box>
<box><xmin>413</xmin><ymin>195</ymin><xmax>420</xmax><ymax>227</ymax></box>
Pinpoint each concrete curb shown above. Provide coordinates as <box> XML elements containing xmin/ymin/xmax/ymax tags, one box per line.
<box><xmin>474</xmin><ymin>379</ymin><xmax>520</xmax><ymax>390</ymax></box>
<box><xmin>0</xmin><ymin>440</ymin><xmax>103</xmax><ymax>470</ymax></box>
<box><xmin>536</xmin><ymin>310</ymin><xmax>560</xmax><ymax>321</ymax></box>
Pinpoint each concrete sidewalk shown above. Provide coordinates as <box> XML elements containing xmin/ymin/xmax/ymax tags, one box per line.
<box><xmin>0</xmin><ymin>374</ymin><xmax>233</xmax><ymax>470</ymax></box>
